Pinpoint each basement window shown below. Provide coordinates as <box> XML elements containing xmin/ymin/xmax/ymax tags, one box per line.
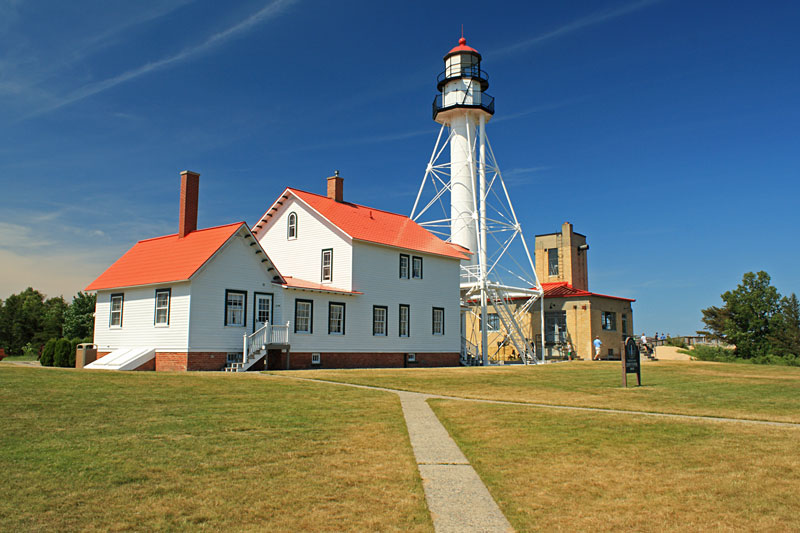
<box><xmin>311</xmin><ymin>353</ymin><xmax>321</xmax><ymax>365</ymax></box>
<box><xmin>407</xmin><ymin>353</ymin><xmax>416</xmax><ymax>363</ymax></box>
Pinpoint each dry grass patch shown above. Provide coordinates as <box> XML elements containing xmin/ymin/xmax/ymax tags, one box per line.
<box><xmin>430</xmin><ymin>400</ymin><xmax>800</xmax><ymax>532</ymax></box>
<box><xmin>288</xmin><ymin>361</ymin><xmax>800</xmax><ymax>423</ymax></box>
<box><xmin>0</xmin><ymin>366</ymin><xmax>432</xmax><ymax>532</ymax></box>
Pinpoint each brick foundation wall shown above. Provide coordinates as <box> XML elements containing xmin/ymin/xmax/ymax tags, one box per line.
<box><xmin>154</xmin><ymin>352</ymin><xmax>226</xmax><ymax>372</ymax></box>
<box><xmin>187</xmin><ymin>352</ymin><xmax>227</xmax><ymax>371</ymax></box>
<box><xmin>277</xmin><ymin>352</ymin><xmax>460</xmax><ymax>370</ymax></box>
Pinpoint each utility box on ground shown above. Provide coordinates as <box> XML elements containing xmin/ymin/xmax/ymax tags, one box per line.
<box><xmin>76</xmin><ymin>343</ymin><xmax>98</xmax><ymax>369</ymax></box>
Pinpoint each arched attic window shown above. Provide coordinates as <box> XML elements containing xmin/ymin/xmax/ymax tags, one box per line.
<box><xmin>287</xmin><ymin>212</ymin><xmax>297</xmax><ymax>240</ymax></box>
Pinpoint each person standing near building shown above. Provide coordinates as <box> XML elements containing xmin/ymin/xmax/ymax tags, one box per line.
<box><xmin>593</xmin><ymin>336</ymin><xmax>602</xmax><ymax>360</ymax></box>
<box><xmin>641</xmin><ymin>332</ymin><xmax>649</xmax><ymax>355</ymax></box>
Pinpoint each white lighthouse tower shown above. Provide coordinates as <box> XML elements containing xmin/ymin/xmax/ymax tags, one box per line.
<box><xmin>411</xmin><ymin>37</ymin><xmax>544</xmax><ymax>366</ymax></box>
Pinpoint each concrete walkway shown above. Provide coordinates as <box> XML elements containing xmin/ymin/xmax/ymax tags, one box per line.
<box><xmin>265</xmin><ymin>375</ymin><xmax>514</xmax><ymax>532</ymax></box>
<box><xmin>264</xmin><ymin>374</ymin><xmax>800</xmax><ymax>532</ymax></box>
<box><xmin>398</xmin><ymin>392</ymin><xmax>514</xmax><ymax>533</ymax></box>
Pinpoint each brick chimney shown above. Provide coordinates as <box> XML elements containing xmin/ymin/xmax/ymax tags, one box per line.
<box><xmin>179</xmin><ymin>170</ymin><xmax>200</xmax><ymax>238</ymax></box>
<box><xmin>327</xmin><ymin>170</ymin><xmax>343</xmax><ymax>202</ymax></box>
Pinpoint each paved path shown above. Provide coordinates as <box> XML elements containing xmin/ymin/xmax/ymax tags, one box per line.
<box><xmin>264</xmin><ymin>374</ymin><xmax>800</xmax><ymax>532</ymax></box>
<box><xmin>265</xmin><ymin>375</ymin><xmax>514</xmax><ymax>532</ymax></box>
<box><xmin>398</xmin><ymin>392</ymin><xmax>514</xmax><ymax>533</ymax></box>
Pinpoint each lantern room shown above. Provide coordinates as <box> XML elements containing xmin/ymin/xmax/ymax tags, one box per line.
<box><xmin>433</xmin><ymin>37</ymin><xmax>494</xmax><ymax>122</ymax></box>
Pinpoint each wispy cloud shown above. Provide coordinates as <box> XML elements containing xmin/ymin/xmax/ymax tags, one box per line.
<box><xmin>24</xmin><ymin>0</ymin><xmax>298</xmax><ymax>119</ymax></box>
<box><xmin>489</xmin><ymin>0</ymin><xmax>665</xmax><ymax>58</ymax></box>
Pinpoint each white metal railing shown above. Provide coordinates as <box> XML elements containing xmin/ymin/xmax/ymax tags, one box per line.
<box><xmin>243</xmin><ymin>321</ymin><xmax>291</xmax><ymax>362</ymax></box>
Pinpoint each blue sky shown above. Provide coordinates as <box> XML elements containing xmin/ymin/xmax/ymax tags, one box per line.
<box><xmin>1</xmin><ymin>0</ymin><xmax>798</xmax><ymax>335</ymax></box>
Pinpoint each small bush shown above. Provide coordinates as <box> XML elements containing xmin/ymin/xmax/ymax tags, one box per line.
<box><xmin>53</xmin><ymin>338</ymin><xmax>72</xmax><ymax>368</ymax></box>
<box><xmin>21</xmin><ymin>342</ymin><xmax>39</xmax><ymax>359</ymax></box>
<box><xmin>68</xmin><ymin>337</ymin><xmax>83</xmax><ymax>367</ymax></box>
<box><xmin>680</xmin><ymin>344</ymin><xmax>736</xmax><ymax>362</ymax></box>
<box><xmin>40</xmin><ymin>338</ymin><xmax>57</xmax><ymax>366</ymax></box>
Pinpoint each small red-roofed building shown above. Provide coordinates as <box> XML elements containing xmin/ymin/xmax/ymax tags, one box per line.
<box><xmin>85</xmin><ymin>170</ymin><xmax>465</xmax><ymax>371</ymax></box>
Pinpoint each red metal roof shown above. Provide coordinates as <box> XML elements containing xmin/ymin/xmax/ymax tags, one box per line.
<box><xmin>541</xmin><ymin>282</ymin><xmax>635</xmax><ymax>302</ymax></box>
<box><xmin>278</xmin><ymin>276</ymin><xmax>363</xmax><ymax>295</ymax></box>
<box><xmin>269</xmin><ymin>188</ymin><xmax>470</xmax><ymax>260</ymax></box>
<box><xmin>85</xmin><ymin>222</ymin><xmax>245</xmax><ymax>291</ymax></box>
<box><xmin>447</xmin><ymin>37</ymin><xmax>480</xmax><ymax>57</ymax></box>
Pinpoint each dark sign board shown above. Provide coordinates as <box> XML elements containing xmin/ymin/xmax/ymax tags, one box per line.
<box><xmin>622</xmin><ymin>337</ymin><xmax>641</xmax><ymax>387</ymax></box>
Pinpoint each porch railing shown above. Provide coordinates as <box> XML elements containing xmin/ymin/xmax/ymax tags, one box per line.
<box><xmin>243</xmin><ymin>321</ymin><xmax>290</xmax><ymax>361</ymax></box>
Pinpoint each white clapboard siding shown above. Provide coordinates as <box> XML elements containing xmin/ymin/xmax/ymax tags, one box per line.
<box><xmin>93</xmin><ymin>282</ymin><xmax>191</xmax><ymax>353</ymax></box>
<box><xmin>257</xmin><ymin>196</ymin><xmax>353</xmax><ymax>292</ymax></box>
<box><xmin>288</xmin><ymin>241</ymin><xmax>461</xmax><ymax>353</ymax></box>
<box><xmin>188</xmin><ymin>229</ymin><xmax>284</xmax><ymax>352</ymax></box>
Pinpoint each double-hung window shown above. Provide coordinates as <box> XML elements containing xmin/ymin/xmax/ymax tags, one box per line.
<box><xmin>412</xmin><ymin>256</ymin><xmax>423</xmax><ymax>279</ymax></box>
<box><xmin>328</xmin><ymin>302</ymin><xmax>345</xmax><ymax>335</ymax></box>
<box><xmin>225</xmin><ymin>290</ymin><xmax>246</xmax><ymax>327</ymax></box>
<box><xmin>399</xmin><ymin>304</ymin><xmax>410</xmax><ymax>337</ymax></box>
<box><xmin>154</xmin><ymin>289</ymin><xmax>170</xmax><ymax>326</ymax></box>
<box><xmin>432</xmin><ymin>307</ymin><xmax>444</xmax><ymax>335</ymax></box>
<box><xmin>373</xmin><ymin>306</ymin><xmax>388</xmax><ymax>336</ymax></box>
<box><xmin>295</xmin><ymin>299</ymin><xmax>313</xmax><ymax>334</ymax></box>
<box><xmin>110</xmin><ymin>294</ymin><xmax>124</xmax><ymax>327</ymax></box>
<box><xmin>321</xmin><ymin>249</ymin><xmax>333</xmax><ymax>282</ymax></box>
<box><xmin>399</xmin><ymin>254</ymin><xmax>410</xmax><ymax>279</ymax></box>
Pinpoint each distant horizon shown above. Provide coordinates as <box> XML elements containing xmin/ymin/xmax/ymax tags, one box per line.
<box><xmin>1</xmin><ymin>0</ymin><xmax>798</xmax><ymax>336</ymax></box>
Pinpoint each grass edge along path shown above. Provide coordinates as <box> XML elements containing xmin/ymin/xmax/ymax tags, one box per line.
<box><xmin>0</xmin><ymin>366</ymin><xmax>433</xmax><ymax>532</ymax></box>
<box><xmin>279</xmin><ymin>361</ymin><xmax>800</xmax><ymax>424</ymax></box>
<box><xmin>429</xmin><ymin>399</ymin><xmax>800</xmax><ymax>532</ymax></box>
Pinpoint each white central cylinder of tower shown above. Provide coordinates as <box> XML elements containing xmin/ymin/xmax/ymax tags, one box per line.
<box><xmin>449</xmin><ymin>113</ymin><xmax>478</xmax><ymax>266</ymax></box>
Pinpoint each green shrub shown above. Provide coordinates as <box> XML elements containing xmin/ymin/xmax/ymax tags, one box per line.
<box><xmin>68</xmin><ymin>337</ymin><xmax>83</xmax><ymax>367</ymax></box>
<box><xmin>53</xmin><ymin>338</ymin><xmax>72</xmax><ymax>368</ymax></box>
<box><xmin>21</xmin><ymin>342</ymin><xmax>39</xmax><ymax>359</ymax></box>
<box><xmin>680</xmin><ymin>344</ymin><xmax>736</xmax><ymax>362</ymax></box>
<box><xmin>40</xmin><ymin>338</ymin><xmax>57</xmax><ymax>366</ymax></box>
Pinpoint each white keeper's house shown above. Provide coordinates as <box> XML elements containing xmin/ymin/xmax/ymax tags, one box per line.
<box><xmin>85</xmin><ymin>170</ymin><xmax>468</xmax><ymax>371</ymax></box>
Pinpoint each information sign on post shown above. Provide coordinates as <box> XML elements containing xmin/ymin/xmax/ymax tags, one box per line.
<box><xmin>622</xmin><ymin>337</ymin><xmax>641</xmax><ymax>387</ymax></box>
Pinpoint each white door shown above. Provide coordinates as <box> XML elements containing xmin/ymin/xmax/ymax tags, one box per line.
<box><xmin>255</xmin><ymin>294</ymin><xmax>272</xmax><ymax>330</ymax></box>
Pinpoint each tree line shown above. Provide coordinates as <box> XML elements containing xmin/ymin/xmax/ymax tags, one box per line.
<box><xmin>0</xmin><ymin>288</ymin><xmax>95</xmax><ymax>361</ymax></box>
<box><xmin>698</xmin><ymin>271</ymin><xmax>799</xmax><ymax>365</ymax></box>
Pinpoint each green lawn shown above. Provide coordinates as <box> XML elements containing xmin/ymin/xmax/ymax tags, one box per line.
<box><xmin>289</xmin><ymin>361</ymin><xmax>800</xmax><ymax>423</ymax></box>
<box><xmin>1</xmin><ymin>354</ymin><xmax>38</xmax><ymax>361</ymax></box>
<box><xmin>0</xmin><ymin>366</ymin><xmax>431</xmax><ymax>532</ymax></box>
<box><xmin>430</xmin><ymin>400</ymin><xmax>800</xmax><ymax>532</ymax></box>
